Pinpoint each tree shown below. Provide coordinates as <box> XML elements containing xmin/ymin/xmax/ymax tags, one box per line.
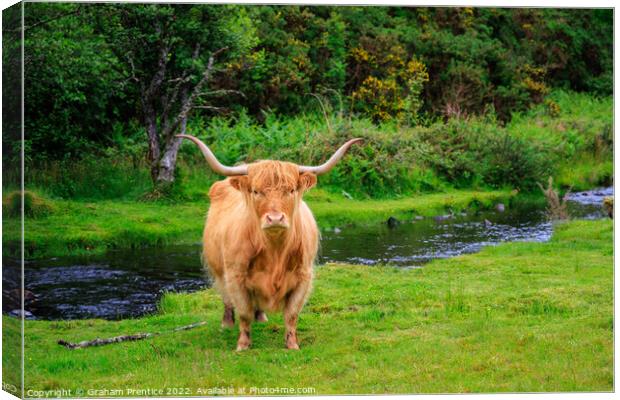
<box><xmin>21</xmin><ymin>3</ymin><xmax>127</xmax><ymax>162</ymax></box>
<box><xmin>91</xmin><ymin>4</ymin><xmax>257</xmax><ymax>189</ymax></box>
<box><xmin>2</xmin><ymin>3</ymin><xmax>22</xmax><ymax>172</ymax></box>
<box><xmin>9</xmin><ymin>4</ymin><xmax>613</xmax><ymax>172</ymax></box>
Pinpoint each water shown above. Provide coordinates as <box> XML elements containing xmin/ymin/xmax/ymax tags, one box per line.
<box><xmin>3</xmin><ymin>188</ymin><xmax>611</xmax><ymax>320</ymax></box>
<box><xmin>3</xmin><ymin>245</ymin><xmax>207</xmax><ymax>320</ymax></box>
<box><xmin>320</xmin><ymin>207</ymin><xmax>553</xmax><ymax>268</ymax></box>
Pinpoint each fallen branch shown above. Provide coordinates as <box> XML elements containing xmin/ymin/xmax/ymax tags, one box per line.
<box><xmin>57</xmin><ymin>321</ymin><xmax>208</xmax><ymax>350</ymax></box>
<box><xmin>58</xmin><ymin>333</ymin><xmax>153</xmax><ymax>349</ymax></box>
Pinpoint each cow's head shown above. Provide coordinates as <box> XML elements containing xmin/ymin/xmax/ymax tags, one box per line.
<box><xmin>177</xmin><ymin>135</ymin><xmax>362</xmax><ymax>234</ymax></box>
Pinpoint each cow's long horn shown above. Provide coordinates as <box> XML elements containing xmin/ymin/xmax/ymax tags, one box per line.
<box><xmin>176</xmin><ymin>134</ymin><xmax>248</xmax><ymax>176</ymax></box>
<box><xmin>298</xmin><ymin>138</ymin><xmax>364</xmax><ymax>176</ymax></box>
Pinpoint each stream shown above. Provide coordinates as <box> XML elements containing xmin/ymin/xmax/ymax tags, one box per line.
<box><xmin>2</xmin><ymin>187</ymin><xmax>612</xmax><ymax>320</ymax></box>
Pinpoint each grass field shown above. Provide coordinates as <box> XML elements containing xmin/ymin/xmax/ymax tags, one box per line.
<box><xmin>3</xmin><ymin>219</ymin><xmax>612</xmax><ymax>395</ymax></box>
<box><xmin>3</xmin><ymin>188</ymin><xmax>513</xmax><ymax>259</ymax></box>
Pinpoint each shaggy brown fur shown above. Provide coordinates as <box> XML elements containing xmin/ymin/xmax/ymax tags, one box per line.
<box><xmin>202</xmin><ymin>160</ymin><xmax>319</xmax><ymax>350</ymax></box>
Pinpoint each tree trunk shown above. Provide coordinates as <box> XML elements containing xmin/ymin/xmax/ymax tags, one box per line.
<box><xmin>155</xmin><ymin>120</ymin><xmax>185</xmax><ymax>186</ymax></box>
<box><xmin>143</xmin><ymin>49</ymin><xmax>222</xmax><ymax>191</ymax></box>
<box><xmin>154</xmin><ymin>88</ymin><xmax>188</xmax><ymax>187</ymax></box>
<box><xmin>144</xmin><ymin>103</ymin><xmax>161</xmax><ymax>183</ymax></box>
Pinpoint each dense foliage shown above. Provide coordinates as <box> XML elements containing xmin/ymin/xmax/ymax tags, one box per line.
<box><xmin>3</xmin><ymin>4</ymin><xmax>612</xmax><ymax>196</ymax></box>
<box><xmin>8</xmin><ymin>5</ymin><xmax>611</xmax><ymax>159</ymax></box>
<box><xmin>10</xmin><ymin>90</ymin><xmax>611</xmax><ymax>199</ymax></box>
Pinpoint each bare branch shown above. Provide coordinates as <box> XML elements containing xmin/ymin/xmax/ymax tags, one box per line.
<box><xmin>161</xmin><ymin>43</ymin><xmax>201</xmax><ymax>130</ymax></box>
<box><xmin>192</xmin><ymin>43</ymin><xmax>202</xmax><ymax>60</ymax></box>
<box><xmin>161</xmin><ymin>47</ymin><xmax>228</xmax><ymax>139</ymax></box>
<box><xmin>211</xmin><ymin>47</ymin><xmax>228</xmax><ymax>58</ymax></box>
<box><xmin>166</xmin><ymin>77</ymin><xmax>189</xmax><ymax>84</ymax></box>
<box><xmin>144</xmin><ymin>23</ymin><xmax>170</xmax><ymax>102</ymax></box>
<box><xmin>58</xmin><ymin>321</ymin><xmax>208</xmax><ymax>349</ymax></box>
<box><xmin>58</xmin><ymin>333</ymin><xmax>152</xmax><ymax>349</ymax></box>
<box><xmin>3</xmin><ymin>5</ymin><xmax>82</xmax><ymax>33</ymax></box>
<box><xmin>197</xmin><ymin>89</ymin><xmax>246</xmax><ymax>98</ymax></box>
<box><xmin>193</xmin><ymin>105</ymin><xmax>225</xmax><ymax>112</ymax></box>
<box><xmin>126</xmin><ymin>53</ymin><xmax>139</xmax><ymax>83</ymax></box>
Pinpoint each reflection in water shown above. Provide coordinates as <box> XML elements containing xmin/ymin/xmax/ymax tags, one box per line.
<box><xmin>2</xmin><ymin>188</ymin><xmax>610</xmax><ymax>320</ymax></box>
<box><xmin>319</xmin><ymin>207</ymin><xmax>552</xmax><ymax>267</ymax></box>
<box><xmin>3</xmin><ymin>247</ymin><xmax>207</xmax><ymax>320</ymax></box>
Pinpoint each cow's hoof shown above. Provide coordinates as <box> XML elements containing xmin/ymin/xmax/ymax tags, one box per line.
<box><xmin>255</xmin><ymin>310</ymin><xmax>268</xmax><ymax>322</ymax></box>
<box><xmin>221</xmin><ymin>319</ymin><xmax>235</xmax><ymax>329</ymax></box>
<box><xmin>286</xmin><ymin>333</ymin><xmax>300</xmax><ymax>350</ymax></box>
<box><xmin>286</xmin><ymin>342</ymin><xmax>300</xmax><ymax>350</ymax></box>
<box><xmin>236</xmin><ymin>332</ymin><xmax>251</xmax><ymax>351</ymax></box>
<box><xmin>236</xmin><ymin>342</ymin><xmax>251</xmax><ymax>351</ymax></box>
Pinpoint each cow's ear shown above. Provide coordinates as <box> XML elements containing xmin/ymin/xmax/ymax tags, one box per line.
<box><xmin>229</xmin><ymin>176</ymin><xmax>250</xmax><ymax>192</ymax></box>
<box><xmin>298</xmin><ymin>172</ymin><xmax>317</xmax><ymax>192</ymax></box>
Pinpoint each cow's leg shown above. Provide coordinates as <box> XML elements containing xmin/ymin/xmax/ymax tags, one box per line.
<box><xmin>255</xmin><ymin>309</ymin><xmax>268</xmax><ymax>322</ymax></box>
<box><xmin>225</xmin><ymin>272</ymin><xmax>254</xmax><ymax>351</ymax></box>
<box><xmin>214</xmin><ymin>278</ymin><xmax>235</xmax><ymax>328</ymax></box>
<box><xmin>222</xmin><ymin>303</ymin><xmax>235</xmax><ymax>328</ymax></box>
<box><xmin>236</xmin><ymin>312</ymin><xmax>253</xmax><ymax>351</ymax></box>
<box><xmin>283</xmin><ymin>279</ymin><xmax>312</xmax><ymax>350</ymax></box>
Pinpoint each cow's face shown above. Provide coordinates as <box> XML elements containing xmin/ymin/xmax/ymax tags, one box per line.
<box><xmin>229</xmin><ymin>161</ymin><xmax>316</xmax><ymax>233</ymax></box>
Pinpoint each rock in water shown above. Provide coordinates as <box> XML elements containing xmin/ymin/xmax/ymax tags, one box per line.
<box><xmin>9</xmin><ymin>309</ymin><xmax>34</xmax><ymax>319</ymax></box>
<box><xmin>387</xmin><ymin>217</ymin><xmax>400</xmax><ymax>228</ymax></box>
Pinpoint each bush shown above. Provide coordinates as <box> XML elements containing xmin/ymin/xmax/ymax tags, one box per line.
<box><xmin>12</xmin><ymin>90</ymin><xmax>611</xmax><ymax>200</ymax></box>
<box><xmin>15</xmin><ymin>5</ymin><xmax>612</xmax><ymax>164</ymax></box>
<box><xmin>23</xmin><ymin>156</ymin><xmax>152</xmax><ymax>200</ymax></box>
<box><xmin>415</xmin><ymin>117</ymin><xmax>553</xmax><ymax>191</ymax></box>
<box><xmin>476</xmin><ymin>130</ymin><xmax>553</xmax><ymax>190</ymax></box>
<box><xmin>348</xmin><ymin>35</ymin><xmax>429</xmax><ymax>123</ymax></box>
<box><xmin>3</xmin><ymin>191</ymin><xmax>54</xmax><ymax>218</ymax></box>
<box><xmin>187</xmin><ymin>108</ymin><xmax>558</xmax><ymax>196</ymax></box>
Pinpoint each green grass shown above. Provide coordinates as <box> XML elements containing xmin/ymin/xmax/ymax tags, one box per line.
<box><xmin>3</xmin><ymin>188</ymin><xmax>513</xmax><ymax>259</ymax></box>
<box><xmin>555</xmin><ymin>156</ymin><xmax>613</xmax><ymax>191</ymax></box>
<box><xmin>3</xmin><ymin>220</ymin><xmax>611</xmax><ymax>395</ymax></box>
<box><xmin>508</xmin><ymin>90</ymin><xmax>612</xmax><ymax>190</ymax></box>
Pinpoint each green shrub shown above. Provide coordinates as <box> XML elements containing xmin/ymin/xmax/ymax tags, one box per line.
<box><xmin>22</xmin><ymin>156</ymin><xmax>152</xmax><ymax>200</ymax></box>
<box><xmin>3</xmin><ymin>190</ymin><xmax>54</xmax><ymax>218</ymax></box>
<box><xmin>14</xmin><ymin>5</ymin><xmax>611</xmax><ymax>166</ymax></box>
<box><xmin>477</xmin><ymin>132</ymin><xmax>552</xmax><ymax>190</ymax></box>
<box><xmin>414</xmin><ymin>117</ymin><xmax>553</xmax><ymax>191</ymax></box>
<box><xmin>11</xmin><ymin>90</ymin><xmax>611</xmax><ymax>200</ymax></box>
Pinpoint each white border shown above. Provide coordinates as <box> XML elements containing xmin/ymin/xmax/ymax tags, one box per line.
<box><xmin>0</xmin><ymin>1</ymin><xmax>615</xmax><ymax>400</ymax></box>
